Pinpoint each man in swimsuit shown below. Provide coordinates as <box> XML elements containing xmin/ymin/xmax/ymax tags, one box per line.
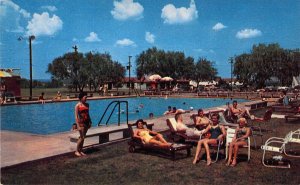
<box><xmin>133</xmin><ymin>119</ymin><xmax>171</xmax><ymax>148</ymax></box>
<box><xmin>175</xmin><ymin>113</ymin><xmax>202</xmax><ymax>137</ymax></box>
<box><xmin>195</xmin><ymin>109</ymin><xmax>211</xmax><ymax>130</ymax></box>
<box><xmin>230</xmin><ymin>100</ymin><xmax>253</xmax><ymax>119</ymax></box>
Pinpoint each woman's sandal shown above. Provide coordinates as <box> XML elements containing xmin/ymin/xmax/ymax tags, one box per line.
<box><xmin>75</xmin><ymin>151</ymin><xmax>82</xmax><ymax>157</ymax></box>
<box><xmin>192</xmin><ymin>158</ymin><xmax>199</xmax><ymax>165</ymax></box>
<box><xmin>230</xmin><ymin>162</ymin><xmax>237</xmax><ymax>167</ymax></box>
<box><xmin>206</xmin><ymin>159</ymin><xmax>212</xmax><ymax>166</ymax></box>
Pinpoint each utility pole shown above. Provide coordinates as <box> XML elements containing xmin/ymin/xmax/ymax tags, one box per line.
<box><xmin>18</xmin><ymin>35</ymin><xmax>35</xmax><ymax>100</ymax></box>
<box><xmin>229</xmin><ymin>57</ymin><xmax>234</xmax><ymax>92</ymax></box>
<box><xmin>128</xmin><ymin>56</ymin><xmax>132</xmax><ymax>95</ymax></box>
<box><xmin>72</xmin><ymin>45</ymin><xmax>78</xmax><ymax>53</ymax></box>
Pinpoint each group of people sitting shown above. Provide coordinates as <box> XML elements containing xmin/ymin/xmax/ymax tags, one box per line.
<box><xmin>133</xmin><ymin>101</ymin><xmax>253</xmax><ymax>167</ymax></box>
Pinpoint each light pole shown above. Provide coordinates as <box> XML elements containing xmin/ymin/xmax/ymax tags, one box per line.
<box><xmin>229</xmin><ymin>57</ymin><xmax>234</xmax><ymax>92</ymax></box>
<box><xmin>18</xmin><ymin>35</ymin><xmax>35</xmax><ymax>100</ymax></box>
<box><xmin>127</xmin><ymin>56</ymin><xmax>132</xmax><ymax>95</ymax></box>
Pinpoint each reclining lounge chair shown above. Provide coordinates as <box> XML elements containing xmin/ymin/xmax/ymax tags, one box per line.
<box><xmin>127</xmin><ymin>121</ymin><xmax>192</xmax><ymax>160</ymax></box>
<box><xmin>166</xmin><ymin>117</ymin><xmax>200</xmax><ymax>144</ymax></box>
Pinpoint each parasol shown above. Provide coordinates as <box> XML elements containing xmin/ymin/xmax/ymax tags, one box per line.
<box><xmin>161</xmin><ymin>76</ymin><xmax>173</xmax><ymax>81</ymax></box>
<box><xmin>0</xmin><ymin>71</ymin><xmax>12</xmax><ymax>78</ymax></box>
<box><xmin>148</xmin><ymin>74</ymin><xmax>162</xmax><ymax>81</ymax></box>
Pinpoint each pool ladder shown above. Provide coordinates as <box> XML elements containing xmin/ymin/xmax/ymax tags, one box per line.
<box><xmin>98</xmin><ymin>100</ymin><xmax>128</xmax><ymax>126</ymax></box>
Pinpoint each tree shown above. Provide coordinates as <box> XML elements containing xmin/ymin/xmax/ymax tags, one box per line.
<box><xmin>193</xmin><ymin>58</ymin><xmax>217</xmax><ymax>82</ymax></box>
<box><xmin>47</xmin><ymin>52</ymin><xmax>125</xmax><ymax>92</ymax></box>
<box><xmin>136</xmin><ymin>47</ymin><xmax>195</xmax><ymax>80</ymax></box>
<box><xmin>234</xmin><ymin>43</ymin><xmax>300</xmax><ymax>88</ymax></box>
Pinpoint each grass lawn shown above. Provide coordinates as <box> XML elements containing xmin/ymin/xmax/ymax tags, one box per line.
<box><xmin>1</xmin><ymin>109</ymin><xmax>300</xmax><ymax>185</ymax></box>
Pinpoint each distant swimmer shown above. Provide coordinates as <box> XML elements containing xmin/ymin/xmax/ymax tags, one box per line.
<box><xmin>121</xmin><ymin>109</ymin><xmax>125</xmax><ymax>114</ymax></box>
<box><xmin>139</xmin><ymin>104</ymin><xmax>144</xmax><ymax>108</ymax></box>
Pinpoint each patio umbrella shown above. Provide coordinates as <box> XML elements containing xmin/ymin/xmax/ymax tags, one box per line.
<box><xmin>148</xmin><ymin>74</ymin><xmax>162</xmax><ymax>81</ymax></box>
<box><xmin>0</xmin><ymin>71</ymin><xmax>12</xmax><ymax>78</ymax></box>
<box><xmin>161</xmin><ymin>76</ymin><xmax>173</xmax><ymax>81</ymax></box>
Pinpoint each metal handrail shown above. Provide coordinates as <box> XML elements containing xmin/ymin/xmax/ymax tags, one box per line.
<box><xmin>98</xmin><ymin>100</ymin><xmax>128</xmax><ymax>126</ymax></box>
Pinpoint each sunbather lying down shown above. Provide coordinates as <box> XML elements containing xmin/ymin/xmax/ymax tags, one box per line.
<box><xmin>133</xmin><ymin>119</ymin><xmax>172</xmax><ymax>148</ymax></box>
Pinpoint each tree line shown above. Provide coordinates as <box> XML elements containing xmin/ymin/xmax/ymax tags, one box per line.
<box><xmin>45</xmin><ymin>44</ymin><xmax>299</xmax><ymax>91</ymax></box>
<box><xmin>234</xmin><ymin>43</ymin><xmax>300</xmax><ymax>88</ymax></box>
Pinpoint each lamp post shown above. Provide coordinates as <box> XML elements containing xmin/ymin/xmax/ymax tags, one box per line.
<box><xmin>127</xmin><ymin>56</ymin><xmax>132</xmax><ymax>95</ymax></box>
<box><xmin>229</xmin><ymin>57</ymin><xmax>234</xmax><ymax>92</ymax></box>
<box><xmin>18</xmin><ymin>35</ymin><xmax>35</xmax><ymax>100</ymax></box>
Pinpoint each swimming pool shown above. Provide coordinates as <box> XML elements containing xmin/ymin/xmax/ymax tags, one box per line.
<box><xmin>0</xmin><ymin>97</ymin><xmax>247</xmax><ymax>135</ymax></box>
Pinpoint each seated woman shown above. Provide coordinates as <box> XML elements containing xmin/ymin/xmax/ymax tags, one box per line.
<box><xmin>175</xmin><ymin>113</ymin><xmax>202</xmax><ymax>137</ymax></box>
<box><xmin>195</xmin><ymin>109</ymin><xmax>211</xmax><ymax>130</ymax></box>
<box><xmin>226</xmin><ymin>118</ymin><xmax>251</xmax><ymax>167</ymax></box>
<box><xmin>193</xmin><ymin>114</ymin><xmax>226</xmax><ymax>166</ymax></box>
<box><xmin>133</xmin><ymin>119</ymin><xmax>171</xmax><ymax>148</ymax></box>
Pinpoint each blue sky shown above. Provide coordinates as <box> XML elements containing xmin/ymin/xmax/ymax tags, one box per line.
<box><xmin>1</xmin><ymin>0</ymin><xmax>299</xmax><ymax>79</ymax></box>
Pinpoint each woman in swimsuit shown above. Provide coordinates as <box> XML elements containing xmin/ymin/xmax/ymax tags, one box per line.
<box><xmin>193</xmin><ymin>114</ymin><xmax>226</xmax><ymax>166</ymax></box>
<box><xmin>133</xmin><ymin>119</ymin><xmax>171</xmax><ymax>148</ymax></box>
<box><xmin>226</xmin><ymin>118</ymin><xmax>251</xmax><ymax>167</ymax></box>
<box><xmin>74</xmin><ymin>92</ymin><xmax>92</xmax><ymax>157</ymax></box>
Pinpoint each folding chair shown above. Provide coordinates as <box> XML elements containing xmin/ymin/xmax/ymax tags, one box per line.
<box><xmin>284</xmin><ymin>129</ymin><xmax>300</xmax><ymax>158</ymax></box>
<box><xmin>261</xmin><ymin>137</ymin><xmax>291</xmax><ymax>168</ymax></box>
<box><xmin>225</xmin><ymin>127</ymin><xmax>251</xmax><ymax>162</ymax></box>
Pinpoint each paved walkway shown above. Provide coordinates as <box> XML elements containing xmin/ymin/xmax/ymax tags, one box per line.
<box><xmin>0</xmin><ymin>111</ymin><xmax>197</xmax><ymax>168</ymax></box>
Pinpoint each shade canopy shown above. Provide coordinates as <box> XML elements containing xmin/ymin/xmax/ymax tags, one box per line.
<box><xmin>0</xmin><ymin>71</ymin><xmax>12</xmax><ymax>78</ymax></box>
<box><xmin>148</xmin><ymin>74</ymin><xmax>162</xmax><ymax>81</ymax></box>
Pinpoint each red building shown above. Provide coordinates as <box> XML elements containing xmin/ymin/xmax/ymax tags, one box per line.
<box><xmin>0</xmin><ymin>69</ymin><xmax>21</xmax><ymax>98</ymax></box>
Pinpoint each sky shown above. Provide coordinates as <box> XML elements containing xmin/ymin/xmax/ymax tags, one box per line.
<box><xmin>0</xmin><ymin>0</ymin><xmax>299</xmax><ymax>79</ymax></box>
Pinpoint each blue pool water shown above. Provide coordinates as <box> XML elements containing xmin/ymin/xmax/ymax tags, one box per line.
<box><xmin>0</xmin><ymin>97</ymin><xmax>247</xmax><ymax>135</ymax></box>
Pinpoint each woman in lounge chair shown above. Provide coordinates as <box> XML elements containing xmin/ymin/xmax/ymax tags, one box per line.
<box><xmin>226</xmin><ymin>118</ymin><xmax>251</xmax><ymax>167</ymax></box>
<box><xmin>133</xmin><ymin>119</ymin><xmax>171</xmax><ymax>148</ymax></box>
<box><xmin>193</xmin><ymin>114</ymin><xmax>226</xmax><ymax>166</ymax></box>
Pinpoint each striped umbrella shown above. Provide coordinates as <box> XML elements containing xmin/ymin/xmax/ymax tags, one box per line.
<box><xmin>0</xmin><ymin>71</ymin><xmax>12</xmax><ymax>77</ymax></box>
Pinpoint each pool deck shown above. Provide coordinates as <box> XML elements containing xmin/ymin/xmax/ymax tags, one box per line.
<box><xmin>0</xmin><ymin>99</ymin><xmax>273</xmax><ymax>168</ymax></box>
<box><xmin>0</xmin><ymin>112</ymin><xmax>188</xmax><ymax>168</ymax></box>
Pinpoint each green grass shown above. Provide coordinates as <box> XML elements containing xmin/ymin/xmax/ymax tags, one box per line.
<box><xmin>1</xmin><ymin>109</ymin><xmax>300</xmax><ymax>185</ymax></box>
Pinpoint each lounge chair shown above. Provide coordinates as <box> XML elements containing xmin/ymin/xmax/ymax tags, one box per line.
<box><xmin>127</xmin><ymin>121</ymin><xmax>192</xmax><ymax>160</ymax></box>
<box><xmin>285</xmin><ymin>114</ymin><xmax>300</xmax><ymax>122</ymax></box>
<box><xmin>166</xmin><ymin>117</ymin><xmax>200</xmax><ymax>144</ymax></box>
<box><xmin>260</xmin><ymin>129</ymin><xmax>300</xmax><ymax>168</ymax></box>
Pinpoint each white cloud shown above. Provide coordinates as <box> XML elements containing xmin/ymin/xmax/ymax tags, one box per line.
<box><xmin>161</xmin><ymin>0</ymin><xmax>198</xmax><ymax>24</ymax></box>
<box><xmin>0</xmin><ymin>0</ymin><xmax>30</xmax><ymax>18</ymax></box>
<box><xmin>26</xmin><ymin>12</ymin><xmax>63</xmax><ymax>37</ymax></box>
<box><xmin>145</xmin><ymin>32</ymin><xmax>155</xmax><ymax>44</ymax></box>
<box><xmin>72</xmin><ymin>38</ymin><xmax>78</xmax><ymax>42</ymax></box>
<box><xmin>84</xmin><ymin>32</ymin><xmax>101</xmax><ymax>42</ymax></box>
<box><xmin>212</xmin><ymin>22</ymin><xmax>227</xmax><ymax>31</ymax></box>
<box><xmin>111</xmin><ymin>0</ymin><xmax>144</xmax><ymax>20</ymax></box>
<box><xmin>236</xmin><ymin>28</ymin><xmax>262</xmax><ymax>39</ymax></box>
<box><xmin>115</xmin><ymin>38</ymin><xmax>136</xmax><ymax>47</ymax></box>
<box><xmin>0</xmin><ymin>0</ymin><xmax>31</xmax><ymax>33</ymax></box>
<box><xmin>41</xmin><ymin>5</ymin><xmax>57</xmax><ymax>12</ymax></box>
